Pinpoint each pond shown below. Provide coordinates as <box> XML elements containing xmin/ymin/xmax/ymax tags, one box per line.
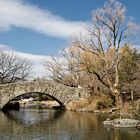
<box><xmin>0</xmin><ymin>109</ymin><xmax>140</xmax><ymax>140</ymax></box>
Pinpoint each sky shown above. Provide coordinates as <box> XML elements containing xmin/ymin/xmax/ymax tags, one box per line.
<box><xmin>0</xmin><ymin>0</ymin><xmax>140</xmax><ymax>78</ymax></box>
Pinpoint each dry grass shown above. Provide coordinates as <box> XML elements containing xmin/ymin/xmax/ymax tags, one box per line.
<box><xmin>66</xmin><ymin>94</ymin><xmax>112</xmax><ymax>111</ymax></box>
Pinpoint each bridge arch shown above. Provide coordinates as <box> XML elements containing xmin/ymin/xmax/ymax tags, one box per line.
<box><xmin>0</xmin><ymin>80</ymin><xmax>89</xmax><ymax>110</ymax></box>
<box><xmin>2</xmin><ymin>92</ymin><xmax>65</xmax><ymax>111</ymax></box>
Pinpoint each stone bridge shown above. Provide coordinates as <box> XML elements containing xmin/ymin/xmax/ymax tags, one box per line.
<box><xmin>0</xmin><ymin>80</ymin><xmax>89</xmax><ymax>110</ymax></box>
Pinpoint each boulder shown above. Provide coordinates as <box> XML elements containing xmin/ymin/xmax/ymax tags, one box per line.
<box><xmin>103</xmin><ymin>118</ymin><xmax>140</xmax><ymax>128</ymax></box>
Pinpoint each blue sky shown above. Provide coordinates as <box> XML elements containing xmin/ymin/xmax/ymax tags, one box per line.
<box><xmin>0</xmin><ymin>0</ymin><xmax>140</xmax><ymax>77</ymax></box>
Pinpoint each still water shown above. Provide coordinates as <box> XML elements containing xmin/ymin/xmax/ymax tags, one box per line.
<box><xmin>0</xmin><ymin>109</ymin><xmax>140</xmax><ymax>140</ymax></box>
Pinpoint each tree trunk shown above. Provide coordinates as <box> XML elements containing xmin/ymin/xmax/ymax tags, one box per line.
<box><xmin>114</xmin><ymin>62</ymin><xmax>123</xmax><ymax>109</ymax></box>
<box><xmin>131</xmin><ymin>90</ymin><xmax>134</xmax><ymax>101</ymax></box>
<box><xmin>115</xmin><ymin>93</ymin><xmax>123</xmax><ymax>109</ymax></box>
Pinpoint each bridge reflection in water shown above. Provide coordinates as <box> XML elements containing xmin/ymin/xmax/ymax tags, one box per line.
<box><xmin>0</xmin><ymin>109</ymin><xmax>140</xmax><ymax>140</ymax></box>
<box><xmin>3</xmin><ymin>109</ymin><xmax>64</xmax><ymax>126</ymax></box>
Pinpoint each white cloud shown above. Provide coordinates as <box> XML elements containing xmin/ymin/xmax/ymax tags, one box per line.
<box><xmin>0</xmin><ymin>0</ymin><xmax>87</xmax><ymax>38</ymax></box>
<box><xmin>0</xmin><ymin>44</ymin><xmax>52</xmax><ymax>78</ymax></box>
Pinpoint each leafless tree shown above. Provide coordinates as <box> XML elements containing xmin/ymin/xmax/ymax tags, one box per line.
<box><xmin>44</xmin><ymin>47</ymin><xmax>81</xmax><ymax>86</ymax></box>
<box><xmin>44</xmin><ymin>56</ymin><xmax>65</xmax><ymax>83</ymax></box>
<box><xmin>72</xmin><ymin>0</ymin><xmax>137</xmax><ymax>107</ymax></box>
<box><xmin>0</xmin><ymin>49</ymin><xmax>32</xmax><ymax>84</ymax></box>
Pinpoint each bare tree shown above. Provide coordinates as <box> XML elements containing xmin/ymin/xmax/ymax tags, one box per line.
<box><xmin>44</xmin><ymin>47</ymin><xmax>81</xmax><ymax>86</ymax></box>
<box><xmin>0</xmin><ymin>49</ymin><xmax>32</xmax><ymax>84</ymax></box>
<box><xmin>72</xmin><ymin>0</ymin><xmax>137</xmax><ymax>107</ymax></box>
<box><xmin>44</xmin><ymin>56</ymin><xmax>66</xmax><ymax>83</ymax></box>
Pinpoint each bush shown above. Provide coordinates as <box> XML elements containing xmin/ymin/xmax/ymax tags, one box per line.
<box><xmin>96</xmin><ymin>97</ymin><xmax>113</xmax><ymax>109</ymax></box>
<box><xmin>130</xmin><ymin>100</ymin><xmax>140</xmax><ymax>119</ymax></box>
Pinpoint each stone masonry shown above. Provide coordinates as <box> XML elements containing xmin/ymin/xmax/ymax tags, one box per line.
<box><xmin>0</xmin><ymin>80</ymin><xmax>89</xmax><ymax>110</ymax></box>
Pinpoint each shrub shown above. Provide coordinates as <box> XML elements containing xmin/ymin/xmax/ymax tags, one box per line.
<box><xmin>96</xmin><ymin>97</ymin><xmax>113</xmax><ymax>109</ymax></box>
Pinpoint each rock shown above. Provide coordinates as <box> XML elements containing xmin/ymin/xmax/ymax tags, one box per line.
<box><xmin>103</xmin><ymin>118</ymin><xmax>113</xmax><ymax>125</ymax></box>
<box><xmin>94</xmin><ymin>110</ymin><xmax>100</xmax><ymax>113</ymax></box>
<box><xmin>108</xmin><ymin>108</ymin><xmax>117</xmax><ymax>113</ymax></box>
<box><xmin>103</xmin><ymin>118</ymin><xmax>140</xmax><ymax>128</ymax></box>
<box><xmin>112</xmin><ymin>119</ymin><xmax>140</xmax><ymax>128</ymax></box>
<box><xmin>2</xmin><ymin>101</ymin><xmax>20</xmax><ymax>111</ymax></box>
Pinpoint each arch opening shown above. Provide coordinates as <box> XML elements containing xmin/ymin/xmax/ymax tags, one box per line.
<box><xmin>2</xmin><ymin>92</ymin><xmax>65</xmax><ymax>111</ymax></box>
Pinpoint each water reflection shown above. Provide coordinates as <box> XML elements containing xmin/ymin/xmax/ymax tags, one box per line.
<box><xmin>0</xmin><ymin>110</ymin><xmax>140</xmax><ymax>140</ymax></box>
<box><xmin>4</xmin><ymin>109</ymin><xmax>63</xmax><ymax>126</ymax></box>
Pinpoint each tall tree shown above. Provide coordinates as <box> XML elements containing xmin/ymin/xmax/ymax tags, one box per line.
<box><xmin>119</xmin><ymin>45</ymin><xmax>140</xmax><ymax>98</ymax></box>
<box><xmin>119</xmin><ymin>45</ymin><xmax>140</xmax><ymax>84</ymax></box>
<box><xmin>72</xmin><ymin>0</ymin><xmax>137</xmax><ymax>107</ymax></box>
